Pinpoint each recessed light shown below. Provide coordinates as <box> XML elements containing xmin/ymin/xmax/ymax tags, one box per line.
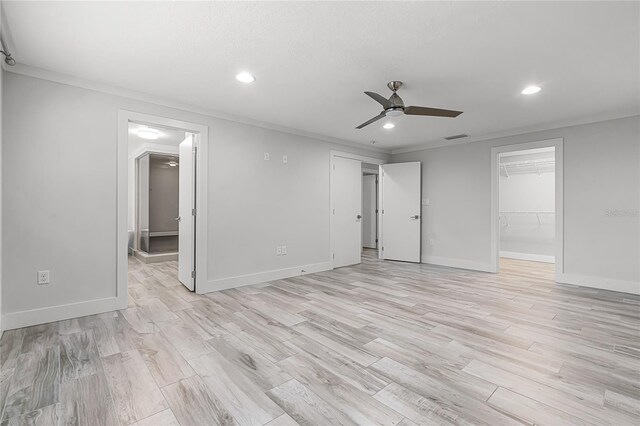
<box><xmin>137</xmin><ymin>127</ymin><xmax>160</xmax><ymax>140</ymax></box>
<box><xmin>383</xmin><ymin>123</ymin><xmax>395</xmax><ymax>129</ymax></box>
<box><xmin>521</xmin><ymin>85</ymin><xmax>541</xmax><ymax>95</ymax></box>
<box><xmin>236</xmin><ymin>72</ymin><xmax>255</xmax><ymax>83</ymax></box>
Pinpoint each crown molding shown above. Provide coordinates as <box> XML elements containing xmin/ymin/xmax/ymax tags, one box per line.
<box><xmin>390</xmin><ymin>111</ymin><xmax>640</xmax><ymax>155</ymax></box>
<box><xmin>3</xmin><ymin>63</ymin><xmax>636</xmax><ymax>157</ymax></box>
<box><xmin>2</xmin><ymin>62</ymin><xmax>391</xmax><ymax>155</ymax></box>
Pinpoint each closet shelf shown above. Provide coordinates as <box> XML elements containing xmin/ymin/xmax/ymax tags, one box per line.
<box><xmin>500</xmin><ymin>159</ymin><xmax>555</xmax><ymax>177</ymax></box>
<box><xmin>500</xmin><ymin>211</ymin><xmax>555</xmax><ymax>227</ymax></box>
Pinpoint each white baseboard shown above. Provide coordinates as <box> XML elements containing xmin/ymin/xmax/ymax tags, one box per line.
<box><xmin>2</xmin><ymin>296</ymin><xmax>126</xmax><ymax>331</ymax></box>
<box><xmin>421</xmin><ymin>255</ymin><xmax>495</xmax><ymax>273</ymax></box>
<box><xmin>557</xmin><ymin>273</ymin><xmax>640</xmax><ymax>295</ymax></box>
<box><xmin>133</xmin><ymin>250</ymin><xmax>178</xmax><ymax>263</ymax></box>
<box><xmin>149</xmin><ymin>231</ymin><xmax>178</xmax><ymax>237</ymax></box>
<box><xmin>199</xmin><ymin>261</ymin><xmax>333</xmax><ymax>294</ymax></box>
<box><xmin>500</xmin><ymin>251</ymin><xmax>555</xmax><ymax>264</ymax></box>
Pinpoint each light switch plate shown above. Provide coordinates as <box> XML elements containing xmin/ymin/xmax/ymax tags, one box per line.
<box><xmin>421</xmin><ymin>198</ymin><xmax>430</xmax><ymax>206</ymax></box>
<box><xmin>283</xmin><ymin>155</ymin><xmax>288</xmax><ymax>164</ymax></box>
<box><xmin>282</xmin><ymin>245</ymin><xmax>287</xmax><ymax>255</ymax></box>
<box><xmin>264</xmin><ymin>153</ymin><xmax>270</xmax><ymax>161</ymax></box>
<box><xmin>276</xmin><ymin>246</ymin><xmax>282</xmax><ymax>256</ymax></box>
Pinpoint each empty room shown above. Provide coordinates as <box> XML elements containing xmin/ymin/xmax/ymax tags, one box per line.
<box><xmin>0</xmin><ymin>1</ymin><xmax>639</xmax><ymax>425</ymax></box>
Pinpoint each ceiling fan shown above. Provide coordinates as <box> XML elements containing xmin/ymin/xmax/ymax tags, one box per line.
<box><xmin>356</xmin><ymin>81</ymin><xmax>463</xmax><ymax>129</ymax></box>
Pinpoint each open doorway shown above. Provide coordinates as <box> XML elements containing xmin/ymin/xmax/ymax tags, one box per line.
<box><xmin>491</xmin><ymin>138</ymin><xmax>564</xmax><ymax>280</ymax></box>
<box><xmin>330</xmin><ymin>151</ymin><xmax>422</xmax><ymax>269</ymax></box>
<box><xmin>128</xmin><ymin>123</ymin><xmax>197</xmax><ymax>291</ymax></box>
<box><xmin>129</xmin><ymin>123</ymin><xmax>184</xmax><ymax>262</ymax></box>
<box><xmin>118</xmin><ymin>111</ymin><xmax>208</xmax><ymax>299</ymax></box>
<box><xmin>330</xmin><ymin>151</ymin><xmax>384</xmax><ymax>269</ymax></box>
<box><xmin>362</xmin><ymin>163</ymin><xmax>379</xmax><ymax>261</ymax></box>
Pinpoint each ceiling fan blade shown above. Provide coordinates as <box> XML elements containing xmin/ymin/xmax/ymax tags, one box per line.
<box><xmin>356</xmin><ymin>113</ymin><xmax>386</xmax><ymax>129</ymax></box>
<box><xmin>404</xmin><ymin>106</ymin><xmax>463</xmax><ymax>118</ymax></box>
<box><xmin>364</xmin><ymin>92</ymin><xmax>392</xmax><ymax>109</ymax></box>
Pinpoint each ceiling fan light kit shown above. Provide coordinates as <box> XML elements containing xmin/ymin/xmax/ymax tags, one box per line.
<box><xmin>356</xmin><ymin>81</ymin><xmax>463</xmax><ymax>129</ymax></box>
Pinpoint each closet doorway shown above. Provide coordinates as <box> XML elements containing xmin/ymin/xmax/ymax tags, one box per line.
<box><xmin>491</xmin><ymin>139</ymin><xmax>564</xmax><ymax>281</ymax></box>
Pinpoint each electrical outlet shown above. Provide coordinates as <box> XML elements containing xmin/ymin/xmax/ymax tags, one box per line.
<box><xmin>283</xmin><ymin>155</ymin><xmax>288</xmax><ymax>164</ymax></box>
<box><xmin>422</xmin><ymin>198</ymin><xmax>430</xmax><ymax>206</ymax></box>
<box><xmin>37</xmin><ymin>270</ymin><xmax>50</xmax><ymax>285</ymax></box>
<box><xmin>276</xmin><ymin>246</ymin><xmax>282</xmax><ymax>256</ymax></box>
<box><xmin>281</xmin><ymin>245</ymin><xmax>287</xmax><ymax>255</ymax></box>
<box><xmin>264</xmin><ymin>153</ymin><xmax>270</xmax><ymax>161</ymax></box>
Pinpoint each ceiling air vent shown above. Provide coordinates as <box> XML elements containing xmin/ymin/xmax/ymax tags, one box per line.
<box><xmin>444</xmin><ymin>134</ymin><xmax>469</xmax><ymax>141</ymax></box>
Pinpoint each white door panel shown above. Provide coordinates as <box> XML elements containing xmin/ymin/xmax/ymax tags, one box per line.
<box><xmin>333</xmin><ymin>157</ymin><xmax>362</xmax><ymax>268</ymax></box>
<box><xmin>381</xmin><ymin>162</ymin><xmax>421</xmax><ymax>262</ymax></box>
<box><xmin>362</xmin><ymin>175</ymin><xmax>377</xmax><ymax>249</ymax></box>
<box><xmin>178</xmin><ymin>135</ymin><xmax>195</xmax><ymax>290</ymax></box>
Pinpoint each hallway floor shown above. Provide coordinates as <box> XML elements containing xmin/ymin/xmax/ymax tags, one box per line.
<box><xmin>1</xmin><ymin>253</ymin><xmax>639</xmax><ymax>425</ymax></box>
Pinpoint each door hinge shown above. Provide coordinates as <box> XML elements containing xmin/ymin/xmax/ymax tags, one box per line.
<box><xmin>333</xmin><ymin>209</ymin><xmax>335</xmax><ymax>215</ymax></box>
<box><xmin>333</xmin><ymin>164</ymin><xmax>336</xmax><ymax>170</ymax></box>
<box><xmin>382</xmin><ymin>246</ymin><xmax>384</xmax><ymax>251</ymax></box>
<box><xmin>192</xmin><ymin>208</ymin><xmax>197</xmax><ymax>216</ymax></box>
<box><xmin>333</xmin><ymin>253</ymin><xmax>335</xmax><ymax>259</ymax></box>
<box><xmin>191</xmin><ymin>270</ymin><xmax>196</xmax><ymax>279</ymax></box>
<box><xmin>382</xmin><ymin>209</ymin><xmax>385</xmax><ymax>214</ymax></box>
<box><xmin>375</xmin><ymin>238</ymin><xmax>378</xmax><ymax>243</ymax></box>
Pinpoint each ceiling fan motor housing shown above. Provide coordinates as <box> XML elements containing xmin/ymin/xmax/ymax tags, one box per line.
<box><xmin>386</xmin><ymin>92</ymin><xmax>405</xmax><ymax>116</ymax></box>
<box><xmin>385</xmin><ymin>108</ymin><xmax>404</xmax><ymax>117</ymax></box>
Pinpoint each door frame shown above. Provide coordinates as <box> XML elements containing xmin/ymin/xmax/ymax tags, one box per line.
<box><xmin>117</xmin><ymin>110</ymin><xmax>209</xmax><ymax>300</ymax></box>
<box><xmin>329</xmin><ymin>151</ymin><xmax>385</xmax><ymax>269</ymax></box>
<box><xmin>490</xmin><ymin>138</ymin><xmax>563</xmax><ymax>280</ymax></box>
<box><xmin>361</xmin><ymin>172</ymin><xmax>379</xmax><ymax>250</ymax></box>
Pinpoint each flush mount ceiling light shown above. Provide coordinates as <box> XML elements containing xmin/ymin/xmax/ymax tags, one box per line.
<box><xmin>383</xmin><ymin>122</ymin><xmax>395</xmax><ymax>129</ymax></box>
<box><xmin>137</xmin><ymin>127</ymin><xmax>160</xmax><ymax>140</ymax></box>
<box><xmin>521</xmin><ymin>85</ymin><xmax>542</xmax><ymax>95</ymax></box>
<box><xmin>236</xmin><ymin>72</ymin><xmax>256</xmax><ymax>83</ymax></box>
<box><xmin>167</xmin><ymin>160</ymin><xmax>178</xmax><ymax>167</ymax></box>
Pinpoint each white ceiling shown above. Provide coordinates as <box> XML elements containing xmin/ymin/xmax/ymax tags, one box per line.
<box><xmin>128</xmin><ymin>123</ymin><xmax>185</xmax><ymax>155</ymax></box>
<box><xmin>3</xmin><ymin>1</ymin><xmax>639</xmax><ymax>151</ymax></box>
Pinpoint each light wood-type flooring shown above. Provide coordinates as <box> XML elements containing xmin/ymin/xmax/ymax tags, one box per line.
<box><xmin>1</xmin><ymin>250</ymin><xmax>639</xmax><ymax>425</ymax></box>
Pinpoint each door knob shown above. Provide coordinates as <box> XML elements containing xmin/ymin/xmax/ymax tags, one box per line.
<box><xmin>410</xmin><ymin>215</ymin><xmax>420</xmax><ymax>220</ymax></box>
<box><xmin>356</xmin><ymin>215</ymin><xmax>362</xmax><ymax>219</ymax></box>
<box><xmin>174</xmin><ymin>217</ymin><xmax>181</xmax><ymax>222</ymax></box>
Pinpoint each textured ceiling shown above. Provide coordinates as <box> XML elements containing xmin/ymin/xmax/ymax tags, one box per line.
<box><xmin>3</xmin><ymin>1</ymin><xmax>639</xmax><ymax>151</ymax></box>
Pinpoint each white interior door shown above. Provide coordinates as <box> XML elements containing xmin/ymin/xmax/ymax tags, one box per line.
<box><xmin>381</xmin><ymin>162</ymin><xmax>421</xmax><ymax>262</ymax></box>
<box><xmin>333</xmin><ymin>156</ymin><xmax>362</xmax><ymax>268</ymax></box>
<box><xmin>178</xmin><ymin>134</ymin><xmax>195</xmax><ymax>290</ymax></box>
<box><xmin>362</xmin><ymin>175</ymin><xmax>377</xmax><ymax>249</ymax></box>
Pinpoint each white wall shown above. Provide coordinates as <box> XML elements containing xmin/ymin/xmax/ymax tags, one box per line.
<box><xmin>499</xmin><ymin>152</ymin><xmax>555</xmax><ymax>260</ymax></box>
<box><xmin>1</xmin><ymin>72</ymin><xmax>389</xmax><ymax>325</ymax></box>
<box><xmin>392</xmin><ymin>116</ymin><xmax>640</xmax><ymax>293</ymax></box>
